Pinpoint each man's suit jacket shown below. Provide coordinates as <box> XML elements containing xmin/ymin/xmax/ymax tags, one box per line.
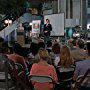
<box><xmin>43</xmin><ymin>24</ymin><xmax>52</xmax><ymax>36</ymax></box>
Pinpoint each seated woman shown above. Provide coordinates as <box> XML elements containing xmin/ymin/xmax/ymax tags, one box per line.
<box><xmin>30</xmin><ymin>49</ymin><xmax>58</xmax><ymax>90</ymax></box>
<box><xmin>59</xmin><ymin>45</ymin><xmax>73</xmax><ymax>68</ymax></box>
<box><xmin>56</xmin><ymin>45</ymin><xmax>74</xmax><ymax>89</ymax></box>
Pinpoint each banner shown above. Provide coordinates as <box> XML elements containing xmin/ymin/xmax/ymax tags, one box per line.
<box><xmin>32</xmin><ymin>20</ymin><xmax>41</xmax><ymax>34</ymax></box>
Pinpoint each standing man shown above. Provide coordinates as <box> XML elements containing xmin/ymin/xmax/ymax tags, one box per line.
<box><xmin>43</xmin><ymin>19</ymin><xmax>52</xmax><ymax>37</ymax></box>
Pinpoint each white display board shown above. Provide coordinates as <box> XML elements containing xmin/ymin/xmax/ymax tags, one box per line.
<box><xmin>44</xmin><ymin>13</ymin><xmax>64</xmax><ymax>36</ymax></box>
<box><xmin>32</xmin><ymin>20</ymin><xmax>41</xmax><ymax>34</ymax></box>
<box><xmin>65</xmin><ymin>19</ymin><xmax>79</xmax><ymax>27</ymax></box>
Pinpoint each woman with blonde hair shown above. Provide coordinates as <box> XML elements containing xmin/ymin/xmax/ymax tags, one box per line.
<box><xmin>56</xmin><ymin>45</ymin><xmax>74</xmax><ymax>90</ymax></box>
<box><xmin>60</xmin><ymin>45</ymin><xmax>73</xmax><ymax>68</ymax></box>
<box><xmin>30</xmin><ymin>49</ymin><xmax>58</xmax><ymax>90</ymax></box>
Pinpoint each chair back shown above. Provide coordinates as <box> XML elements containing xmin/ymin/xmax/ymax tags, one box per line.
<box><xmin>29</xmin><ymin>75</ymin><xmax>53</xmax><ymax>83</ymax></box>
<box><xmin>0</xmin><ymin>55</ymin><xmax>11</xmax><ymax>90</ymax></box>
<box><xmin>29</xmin><ymin>75</ymin><xmax>55</xmax><ymax>90</ymax></box>
<box><xmin>56</xmin><ymin>68</ymin><xmax>74</xmax><ymax>82</ymax></box>
<box><xmin>8</xmin><ymin>60</ymin><xmax>32</xmax><ymax>90</ymax></box>
<box><xmin>73</xmin><ymin>69</ymin><xmax>90</xmax><ymax>90</ymax></box>
<box><xmin>55</xmin><ymin>68</ymin><xmax>74</xmax><ymax>89</ymax></box>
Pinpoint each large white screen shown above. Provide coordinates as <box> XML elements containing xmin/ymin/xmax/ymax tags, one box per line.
<box><xmin>44</xmin><ymin>13</ymin><xmax>64</xmax><ymax>36</ymax></box>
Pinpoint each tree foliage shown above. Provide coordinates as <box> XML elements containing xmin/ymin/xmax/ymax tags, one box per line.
<box><xmin>0</xmin><ymin>0</ymin><xmax>26</xmax><ymax>17</ymax></box>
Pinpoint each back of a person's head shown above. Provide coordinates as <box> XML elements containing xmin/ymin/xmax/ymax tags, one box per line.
<box><xmin>38</xmin><ymin>42</ymin><xmax>45</xmax><ymax>49</ymax></box>
<box><xmin>86</xmin><ymin>41</ymin><xmax>90</xmax><ymax>56</ymax></box>
<box><xmin>13</xmin><ymin>42</ymin><xmax>22</xmax><ymax>55</ymax></box>
<box><xmin>2</xmin><ymin>42</ymin><xmax>9</xmax><ymax>53</ymax></box>
<box><xmin>38</xmin><ymin>49</ymin><xmax>50</xmax><ymax>60</ymax></box>
<box><xmin>52</xmin><ymin>43</ymin><xmax>60</xmax><ymax>54</ymax></box>
<box><xmin>60</xmin><ymin>45</ymin><xmax>73</xmax><ymax>68</ymax></box>
<box><xmin>46</xmin><ymin>41</ymin><xmax>52</xmax><ymax>47</ymax></box>
<box><xmin>77</xmin><ymin>39</ymin><xmax>84</xmax><ymax>49</ymax></box>
<box><xmin>72</xmin><ymin>39</ymin><xmax>76</xmax><ymax>46</ymax></box>
<box><xmin>30</xmin><ymin>42</ymin><xmax>39</xmax><ymax>55</ymax></box>
<box><xmin>68</xmin><ymin>39</ymin><xmax>74</xmax><ymax>45</ymax></box>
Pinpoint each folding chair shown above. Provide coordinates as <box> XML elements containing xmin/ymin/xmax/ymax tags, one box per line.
<box><xmin>29</xmin><ymin>75</ymin><xmax>55</xmax><ymax>90</ymax></box>
<box><xmin>72</xmin><ymin>69</ymin><xmax>90</xmax><ymax>90</ymax></box>
<box><xmin>56</xmin><ymin>68</ymin><xmax>74</xmax><ymax>90</ymax></box>
<box><xmin>8</xmin><ymin>60</ymin><xmax>32</xmax><ymax>90</ymax></box>
<box><xmin>0</xmin><ymin>56</ymin><xmax>13</xmax><ymax>90</ymax></box>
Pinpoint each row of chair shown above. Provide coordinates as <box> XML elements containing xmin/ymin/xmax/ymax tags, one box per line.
<box><xmin>0</xmin><ymin>58</ymin><xmax>90</xmax><ymax>90</ymax></box>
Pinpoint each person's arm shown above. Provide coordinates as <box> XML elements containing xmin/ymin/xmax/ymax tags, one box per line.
<box><xmin>51</xmin><ymin>66</ymin><xmax>58</xmax><ymax>82</ymax></box>
<box><xmin>30</xmin><ymin>64</ymin><xmax>37</xmax><ymax>85</ymax></box>
<box><xmin>73</xmin><ymin>62</ymin><xmax>80</xmax><ymax>81</ymax></box>
<box><xmin>30</xmin><ymin>64</ymin><xmax>37</xmax><ymax>75</ymax></box>
<box><xmin>17</xmin><ymin>56</ymin><xmax>27</xmax><ymax>69</ymax></box>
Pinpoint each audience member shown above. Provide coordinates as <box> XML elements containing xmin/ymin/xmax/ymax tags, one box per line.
<box><xmin>52</xmin><ymin>43</ymin><xmax>60</xmax><ymax>66</ymax></box>
<box><xmin>56</xmin><ymin>45</ymin><xmax>74</xmax><ymax>90</ymax></box>
<box><xmin>46</xmin><ymin>41</ymin><xmax>52</xmax><ymax>54</ymax></box>
<box><xmin>60</xmin><ymin>45</ymin><xmax>73</xmax><ymax>68</ymax></box>
<box><xmin>30</xmin><ymin>49</ymin><xmax>58</xmax><ymax>90</ymax></box>
<box><xmin>8</xmin><ymin>42</ymin><xmax>27</xmax><ymax>69</ymax></box>
<box><xmin>28</xmin><ymin>42</ymin><xmax>39</xmax><ymax>64</ymax></box>
<box><xmin>38</xmin><ymin>41</ymin><xmax>45</xmax><ymax>49</ymax></box>
<box><xmin>71</xmin><ymin>39</ymin><xmax>87</xmax><ymax>61</ymax></box>
<box><xmin>0</xmin><ymin>38</ymin><xmax>9</xmax><ymax>72</ymax></box>
<box><xmin>28</xmin><ymin>42</ymin><xmax>39</xmax><ymax>58</ymax></box>
<box><xmin>73</xmin><ymin>41</ymin><xmax>90</xmax><ymax>80</ymax></box>
<box><xmin>67</xmin><ymin>38</ymin><xmax>76</xmax><ymax>50</ymax></box>
<box><xmin>2</xmin><ymin>42</ymin><xmax>10</xmax><ymax>54</ymax></box>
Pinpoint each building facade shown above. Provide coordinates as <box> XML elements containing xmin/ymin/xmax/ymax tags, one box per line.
<box><xmin>42</xmin><ymin>0</ymin><xmax>87</xmax><ymax>30</ymax></box>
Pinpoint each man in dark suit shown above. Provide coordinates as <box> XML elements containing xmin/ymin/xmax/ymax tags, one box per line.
<box><xmin>43</xmin><ymin>19</ymin><xmax>52</xmax><ymax>37</ymax></box>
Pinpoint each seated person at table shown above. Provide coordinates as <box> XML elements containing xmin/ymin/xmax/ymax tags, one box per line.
<box><xmin>30</xmin><ymin>49</ymin><xmax>58</xmax><ymax>90</ymax></box>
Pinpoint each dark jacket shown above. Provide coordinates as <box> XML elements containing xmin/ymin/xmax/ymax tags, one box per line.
<box><xmin>43</xmin><ymin>24</ymin><xmax>52</xmax><ymax>36</ymax></box>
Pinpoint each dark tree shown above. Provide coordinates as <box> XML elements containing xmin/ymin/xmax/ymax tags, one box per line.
<box><xmin>0</xmin><ymin>0</ymin><xmax>26</xmax><ymax>17</ymax></box>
